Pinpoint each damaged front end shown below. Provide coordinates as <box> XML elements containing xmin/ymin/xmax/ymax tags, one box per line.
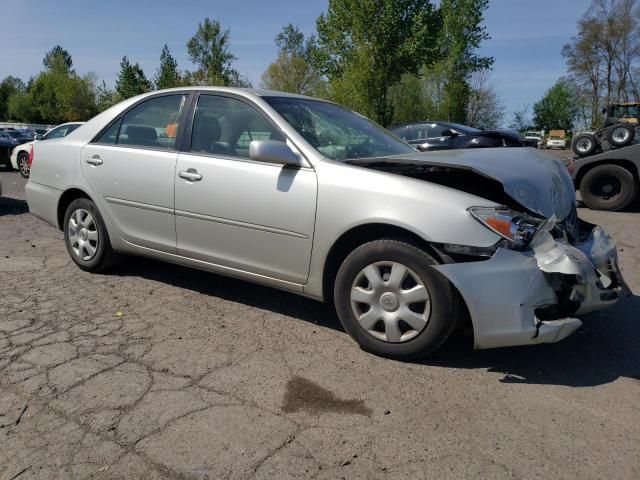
<box><xmin>434</xmin><ymin>214</ymin><xmax>630</xmax><ymax>349</ymax></box>
<box><xmin>349</xmin><ymin>149</ymin><xmax>630</xmax><ymax>349</ymax></box>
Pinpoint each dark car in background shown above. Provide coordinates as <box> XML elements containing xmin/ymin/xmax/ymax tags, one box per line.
<box><xmin>390</xmin><ymin>121</ymin><xmax>524</xmax><ymax>152</ymax></box>
<box><xmin>0</xmin><ymin>130</ymin><xmax>32</xmax><ymax>169</ymax></box>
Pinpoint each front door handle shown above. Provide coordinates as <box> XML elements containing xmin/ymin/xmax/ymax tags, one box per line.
<box><xmin>178</xmin><ymin>169</ymin><xmax>202</xmax><ymax>181</ymax></box>
<box><xmin>86</xmin><ymin>155</ymin><xmax>103</xmax><ymax>166</ymax></box>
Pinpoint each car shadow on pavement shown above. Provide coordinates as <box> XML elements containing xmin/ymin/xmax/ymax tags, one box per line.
<box><xmin>118</xmin><ymin>257</ymin><xmax>640</xmax><ymax>388</ymax></box>
<box><xmin>425</xmin><ymin>294</ymin><xmax>640</xmax><ymax>387</ymax></box>
<box><xmin>116</xmin><ymin>257</ymin><xmax>343</xmax><ymax>331</ymax></box>
<box><xmin>0</xmin><ymin>196</ymin><xmax>29</xmax><ymax>216</ymax></box>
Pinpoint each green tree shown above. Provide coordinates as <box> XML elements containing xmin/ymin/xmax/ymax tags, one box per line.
<box><xmin>261</xmin><ymin>24</ymin><xmax>325</xmax><ymax>95</ymax></box>
<box><xmin>7</xmin><ymin>91</ymin><xmax>32</xmax><ymax>122</ymax></box>
<box><xmin>154</xmin><ymin>44</ymin><xmax>181</xmax><ymax>89</ymax></box>
<box><xmin>437</xmin><ymin>0</ymin><xmax>494</xmax><ymax>123</ymax></box>
<box><xmin>43</xmin><ymin>45</ymin><xmax>73</xmax><ymax>72</ymax></box>
<box><xmin>314</xmin><ymin>0</ymin><xmax>440</xmax><ymax>126</ymax></box>
<box><xmin>115</xmin><ymin>56</ymin><xmax>152</xmax><ymax>99</ymax></box>
<box><xmin>6</xmin><ymin>48</ymin><xmax>98</xmax><ymax>123</ymax></box>
<box><xmin>533</xmin><ymin>78</ymin><xmax>580</xmax><ymax>132</ymax></box>
<box><xmin>185</xmin><ymin>18</ymin><xmax>245</xmax><ymax>86</ymax></box>
<box><xmin>388</xmin><ymin>73</ymin><xmax>433</xmax><ymax>125</ymax></box>
<box><xmin>0</xmin><ymin>76</ymin><xmax>26</xmax><ymax>120</ymax></box>
<box><xmin>96</xmin><ymin>80</ymin><xmax>119</xmax><ymax>112</ymax></box>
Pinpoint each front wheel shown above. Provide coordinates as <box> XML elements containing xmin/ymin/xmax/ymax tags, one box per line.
<box><xmin>579</xmin><ymin>164</ymin><xmax>638</xmax><ymax>211</ymax></box>
<box><xmin>63</xmin><ymin>198</ymin><xmax>119</xmax><ymax>272</ymax></box>
<box><xmin>334</xmin><ymin>239</ymin><xmax>460</xmax><ymax>360</ymax></box>
<box><xmin>17</xmin><ymin>151</ymin><xmax>30</xmax><ymax>178</ymax></box>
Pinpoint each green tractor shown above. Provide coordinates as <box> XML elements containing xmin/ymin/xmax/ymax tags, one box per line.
<box><xmin>572</xmin><ymin>102</ymin><xmax>639</xmax><ymax>157</ymax></box>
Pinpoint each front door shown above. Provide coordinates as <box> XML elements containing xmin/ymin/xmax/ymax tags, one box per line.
<box><xmin>174</xmin><ymin>94</ymin><xmax>317</xmax><ymax>284</ymax></box>
<box><xmin>81</xmin><ymin>93</ymin><xmax>189</xmax><ymax>252</ymax></box>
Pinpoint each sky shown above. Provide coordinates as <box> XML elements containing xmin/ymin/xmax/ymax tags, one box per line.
<box><xmin>0</xmin><ymin>0</ymin><xmax>593</xmax><ymax>123</ymax></box>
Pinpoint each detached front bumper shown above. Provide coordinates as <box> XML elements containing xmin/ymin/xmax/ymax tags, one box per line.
<box><xmin>434</xmin><ymin>226</ymin><xmax>630</xmax><ymax>350</ymax></box>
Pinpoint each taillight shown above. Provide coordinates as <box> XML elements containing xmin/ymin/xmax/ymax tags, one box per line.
<box><xmin>28</xmin><ymin>145</ymin><xmax>34</xmax><ymax>168</ymax></box>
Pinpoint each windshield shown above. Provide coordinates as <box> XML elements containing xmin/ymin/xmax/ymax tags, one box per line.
<box><xmin>263</xmin><ymin>97</ymin><xmax>414</xmax><ymax>160</ymax></box>
<box><xmin>7</xmin><ymin>131</ymin><xmax>25</xmax><ymax>138</ymax></box>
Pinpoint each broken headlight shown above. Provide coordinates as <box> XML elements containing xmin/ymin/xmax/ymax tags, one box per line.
<box><xmin>469</xmin><ymin>207</ymin><xmax>545</xmax><ymax>250</ymax></box>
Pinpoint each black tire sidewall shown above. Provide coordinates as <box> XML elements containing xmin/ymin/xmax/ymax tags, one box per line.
<box><xmin>580</xmin><ymin>164</ymin><xmax>638</xmax><ymax>211</ymax></box>
<box><xmin>334</xmin><ymin>240</ymin><xmax>456</xmax><ymax>360</ymax></box>
<box><xmin>63</xmin><ymin>198</ymin><xmax>113</xmax><ymax>271</ymax></box>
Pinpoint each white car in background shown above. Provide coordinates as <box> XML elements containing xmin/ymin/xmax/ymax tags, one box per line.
<box><xmin>523</xmin><ymin>131</ymin><xmax>543</xmax><ymax>148</ymax></box>
<box><xmin>545</xmin><ymin>130</ymin><xmax>567</xmax><ymax>149</ymax></box>
<box><xmin>10</xmin><ymin>122</ymin><xmax>83</xmax><ymax>178</ymax></box>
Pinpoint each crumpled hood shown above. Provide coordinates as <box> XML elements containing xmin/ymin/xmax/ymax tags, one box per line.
<box><xmin>349</xmin><ymin>147</ymin><xmax>576</xmax><ymax>220</ymax></box>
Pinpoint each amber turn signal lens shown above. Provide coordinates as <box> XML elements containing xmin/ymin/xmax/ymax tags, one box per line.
<box><xmin>486</xmin><ymin>217</ymin><xmax>512</xmax><ymax>238</ymax></box>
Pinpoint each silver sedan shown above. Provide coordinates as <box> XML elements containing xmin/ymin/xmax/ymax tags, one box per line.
<box><xmin>25</xmin><ymin>87</ymin><xmax>629</xmax><ymax>359</ymax></box>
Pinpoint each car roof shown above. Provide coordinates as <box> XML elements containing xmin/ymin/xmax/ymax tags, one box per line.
<box><xmin>143</xmin><ymin>86</ymin><xmax>324</xmax><ymax>102</ymax></box>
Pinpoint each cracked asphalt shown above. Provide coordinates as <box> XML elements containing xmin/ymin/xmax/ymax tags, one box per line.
<box><xmin>1</xmin><ymin>165</ymin><xmax>639</xmax><ymax>480</ymax></box>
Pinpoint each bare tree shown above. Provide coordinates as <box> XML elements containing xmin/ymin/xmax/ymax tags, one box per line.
<box><xmin>563</xmin><ymin>0</ymin><xmax>640</xmax><ymax>126</ymax></box>
<box><xmin>465</xmin><ymin>70</ymin><xmax>505</xmax><ymax>130</ymax></box>
<box><xmin>508</xmin><ymin>104</ymin><xmax>533</xmax><ymax>132</ymax></box>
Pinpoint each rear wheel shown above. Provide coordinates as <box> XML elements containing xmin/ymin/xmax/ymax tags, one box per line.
<box><xmin>572</xmin><ymin>133</ymin><xmax>598</xmax><ymax>156</ymax></box>
<box><xmin>606</xmin><ymin>123</ymin><xmax>635</xmax><ymax>148</ymax></box>
<box><xmin>63</xmin><ymin>198</ymin><xmax>119</xmax><ymax>272</ymax></box>
<box><xmin>17</xmin><ymin>152</ymin><xmax>30</xmax><ymax>178</ymax></box>
<box><xmin>579</xmin><ymin>164</ymin><xmax>638</xmax><ymax>211</ymax></box>
<box><xmin>334</xmin><ymin>239</ymin><xmax>459</xmax><ymax>360</ymax></box>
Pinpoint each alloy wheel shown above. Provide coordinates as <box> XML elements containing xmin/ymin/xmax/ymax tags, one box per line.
<box><xmin>18</xmin><ymin>153</ymin><xmax>30</xmax><ymax>177</ymax></box>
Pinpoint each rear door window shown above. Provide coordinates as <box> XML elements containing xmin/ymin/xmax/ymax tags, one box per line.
<box><xmin>95</xmin><ymin>94</ymin><xmax>187</xmax><ymax>149</ymax></box>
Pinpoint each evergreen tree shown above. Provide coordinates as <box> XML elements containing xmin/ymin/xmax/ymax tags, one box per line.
<box><xmin>154</xmin><ymin>44</ymin><xmax>181</xmax><ymax>89</ymax></box>
<box><xmin>185</xmin><ymin>18</ymin><xmax>244</xmax><ymax>86</ymax></box>
<box><xmin>115</xmin><ymin>56</ymin><xmax>151</xmax><ymax>99</ymax></box>
<box><xmin>43</xmin><ymin>45</ymin><xmax>73</xmax><ymax>72</ymax></box>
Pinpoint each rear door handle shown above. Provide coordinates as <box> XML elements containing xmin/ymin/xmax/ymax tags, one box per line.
<box><xmin>178</xmin><ymin>169</ymin><xmax>202</xmax><ymax>181</ymax></box>
<box><xmin>86</xmin><ymin>155</ymin><xmax>103</xmax><ymax>166</ymax></box>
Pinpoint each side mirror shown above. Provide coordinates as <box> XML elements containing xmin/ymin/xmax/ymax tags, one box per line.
<box><xmin>249</xmin><ymin>140</ymin><xmax>303</xmax><ymax>167</ymax></box>
<box><xmin>34</xmin><ymin>134</ymin><xmax>44</xmax><ymax>140</ymax></box>
<box><xmin>441</xmin><ymin>128</ymin><xmax>458</xmax><ymax>138</ymax></box>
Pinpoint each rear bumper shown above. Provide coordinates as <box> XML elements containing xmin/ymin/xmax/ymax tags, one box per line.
<box><xmin>434</xmin><ymin>226</ymin><xmax>629</xmax><ymax>349</ymax></box>
<box><xmin>25</xmin><ymin>181</ymin><xmax>62</xmax><ymax>228</ymax></box>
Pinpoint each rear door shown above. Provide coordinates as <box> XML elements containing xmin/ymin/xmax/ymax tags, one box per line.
<box><xmin>81</xmin><ymin>93</ymin><xmax>190</xmax><ymax>252</ymax></box>
<box><xmin>174</xmin><ymin>93</ymin><xmax>317</xmax><ymax>283</ymax></box>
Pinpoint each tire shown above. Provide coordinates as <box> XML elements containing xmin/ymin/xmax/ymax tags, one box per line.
<box><xmin>334</xmin><ymin>239</ymin><xmax>460</xmax><ymax>360</ymax></box>
<box><xmin>579</xmin><ymin>164</ymin><xmax>638</xmax><ymax>211</ymax></box>
<box><xmin>572</xmin><ymin>133</ymin><xmax>598</xmax><ymax>156</ymax></box>
<box><xmin>63</xmin><ymin>198</ymin><xmax>119</xmax><ymax>272</ymax></box>
<box><xmin>17</xmin><ymin>151</ymin><xmax>30</xmax><ymax>178</ymax></box>
<box><xmin>606</xmin><ymin>123</ymin><xmax>635</xmax><ymax>148</ymax></box>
